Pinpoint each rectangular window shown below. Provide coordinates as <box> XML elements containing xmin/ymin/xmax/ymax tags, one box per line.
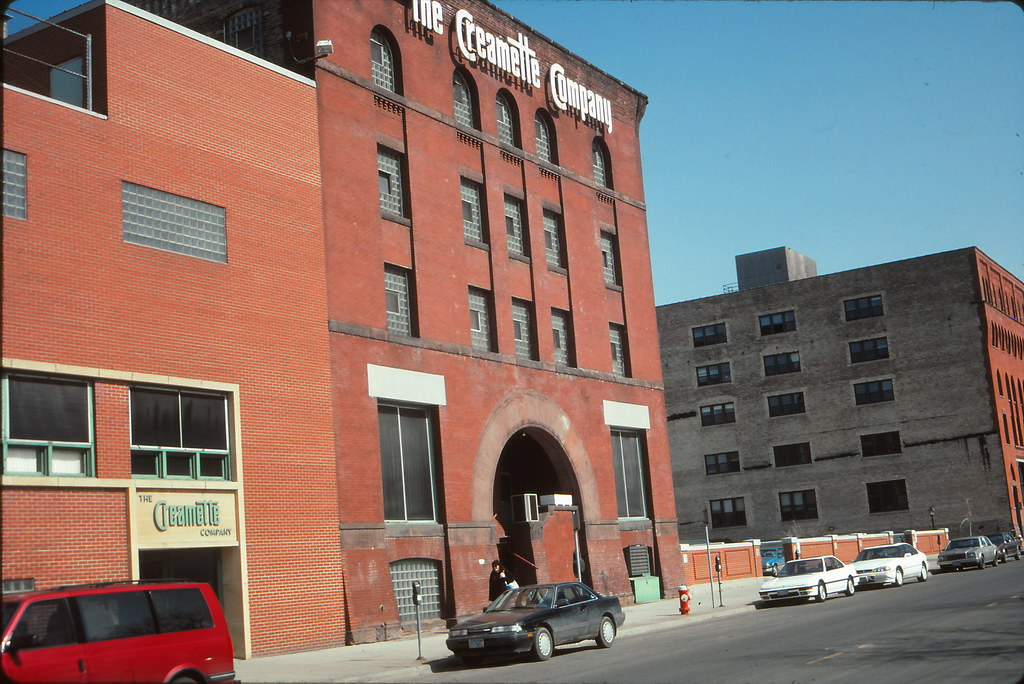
<box><xmin>122</xmin><ymin>182</ymin><xmax>226</xmax><ymax>263</ymax></box>
<box><xmin>866</xmin><ymin>479</ymin><xmax>909</xmax><ymax>513</ymax></box>
<box><xmin>468</xmin><ymin>287</ymin><xmax>495</xmax><ymax>352</ymax></box>
<box><xmin>696</xmin><ymin>362</ymin><xmax>731</xmax><ymax>386</ymax></box>
<box><xmin>861</xmin><ymin>431</ymin><xmax>902</xmax><ymax>457</ymax></box>
<box><xmin>384</xmin><ymin>265</ymin><xmax>413</xmax><ymax>336</ymax></box>
<box><xmin>849</xmin><ymin>337</ymin><xmax>889</xmax><ymax>363</ymax></box>
<box><xmin>511</xmin><ymin>298</ymin><xmax>536</xmax><ymax>360</ymax></box>
<box><xmin>609</xmin><ymin>323</ymin><xmax>629</xmax><ymax>376</ymax></box>
<box><xmin>50</xmin><ymin>57</ymin><xmax>84</xmax><ymax>107</ymax></box>
<box><xmin>225</xmin><ymin>7</ymin><xmax>263</xmax><ymax>56</ymax></box>
<box><xmin>704</xmin><ymin>451</ymin><xmax>740</xmax><ymax>475</ymax></box>
<box><xmin>700</xmin><ymin>402</ymin><xmax>735</xmax><ymax>426</ymax></box>
<box><xmin>773</xmin><ymin>442</ymin><xmax>811</xmax><ymax>467</ymax></box>
<box><xmin>379</xmin><ymin>404</ymin><xmax>437</xmax><ymax>522</ymax></box>
<box><xmin>378</xmin><ymin>147</ymin><xmax>405</xmax><ymax>217</ymax></box>
<box><xmin>3</xmin><ymin>149</ymin><xmax>27</xmax><ymax>219</ymax></box>
<box><xmin>710</xmin><ymin>497</ymin><xmax>746</xmax><ymax>528</ymax></box>
<box><xmin>759</xmin><ymin>310</ymin><xmax>796</xmax><ymax>335</ymax></box>
<box><xmin>768</xmin><ymin>391</ymin><xmax>805</xmax><ymax>417</ymax></box>
<box><xmin>130</xmin><ymin>387</ymin><xmax>229</xmax><ymax>480</ymax></box>
<box><xmin>692</xmin><ymin>323</ymin><xmax>727</xmax><ymax>347</ymax></box>
<box><xmin>854</xmin><ymin>379</ymin><xmax>894</xmax><ymax>405</ymax></box>
<box><xmin>780</xmin><ymin>489</ymin><xmax>818</xmax><ymax>521</ymax></box>
<box><xmin>461</xmin><ymin>179</ymin><xmax>485</xmax><ymax>243</ymax></box>
<box><xmin>551</xmin><ymin>308</ymin><xmax>574</xmax><ymax>367</ymax></box>
<box><xmin>543</xmin><ymin>210</ymin><xmax>566</xmax><ymax>269</ymax></box>
<box><xmin>77</xmin><ymin>591</ymin><xmax>156</xmax><ymax>642</ymax></box>
<box><xmin>844</xmin><ymin>295</ymin><xmax>884</xmax><ymax>321</ymax></box>
<box><xmin>3</xmin><ymin>375</ymin><xmax>93</xmax><ymax>476</ymax></box>
<box><xmin>763</xmin><ymin>352</ymin><xmax>801</xmax><ymax>376</ymax></box>
<box><xmin>504</xmin><ymin>196</ymin><xmax>527</xmax><ymax>257</ymax></box>
<box><xmin>611</xmin><ymin>430</ymin><xmax>648</xmax><ymax>519</ymax></box>
<box><xmin>150</xmin><ymin>588</ymin><xmax>214</xmax><ymax>632</ymax></box>
<box><xmin>600</xmin><ymin>232</ymin><xmax>620</xmax><ymax>286</ymax></box>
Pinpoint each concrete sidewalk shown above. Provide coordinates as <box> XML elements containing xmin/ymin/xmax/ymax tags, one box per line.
<box><xmin>234</xmin><ymin>577</ymin><xmax>764</xmax><ymax>683</ymax></box>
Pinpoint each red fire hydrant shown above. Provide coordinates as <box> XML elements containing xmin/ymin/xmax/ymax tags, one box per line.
<box><xmin>677</xmin><ymin>585</ymin><xmax>691</xmax><ymax>615</ymax></box>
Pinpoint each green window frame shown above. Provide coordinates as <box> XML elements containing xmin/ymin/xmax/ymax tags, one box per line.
<box><xmin>3</xmin><ymin>374</ymin><xmax>94</xmax><ymax>477</ymax></box>
<box><xmin>611</xmin><ymin>429</ymin><xmax>648</xmax><ymax>519</ymax></box>
<box><xmin>129</xmin><ymin>387</ymin><xmax>230</xmax><ymax>481</ymax></box>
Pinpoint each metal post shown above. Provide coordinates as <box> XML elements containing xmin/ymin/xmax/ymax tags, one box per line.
<box><xmin>705</xmin><ymin>524</ymin><xmax>715</xmax><ymax>608</ymax></box>
<box><xmin>415</xmin><ymin>600</ymin><xmax>423</xmax><ymax>661</ymax></box>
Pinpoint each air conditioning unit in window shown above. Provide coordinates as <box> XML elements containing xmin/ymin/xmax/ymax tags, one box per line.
<box><xmin>512</xmin><ymin>493</ymin><xmax>539</xmax><ymax>522</ymax></box>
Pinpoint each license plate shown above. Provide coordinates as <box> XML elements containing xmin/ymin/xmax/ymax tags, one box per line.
<box><xmin>469</xmin><ymin>638</ymin><xmax>484</xmax><ymax>649</ymax></box>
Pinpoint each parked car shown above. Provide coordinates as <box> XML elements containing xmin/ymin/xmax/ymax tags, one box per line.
<box><xmin>937</xmin><ymin>536</ymin><xmax>999</xmax><ymax>571</ymax></box>
<box><xmin>850</xmin><ymin>543</ymin><xmax>929</xmax><ymax>587</ymax></box>
<box><xmin>987</xmin><ymin>532</ymin><xmax>1023</xmax><ymax>562</ymax></box>
<box><xmin>758</xmin><ymin>556</ymin><xmax>857</xmax><ymax>604</ymax></box>
<box><xmin>760</xmin><ymin>546</ymin><xmax>785</xmax><ymax>576</ymax></box>
<box><xmin>446</xmin><ymin>582</ymin><xmax>624</xmax><ymax>664</ymax></box>
<box><xmin>1</xmin><ymin>580</ymin><xmax>235</xmax><ymax>684</ymax></box>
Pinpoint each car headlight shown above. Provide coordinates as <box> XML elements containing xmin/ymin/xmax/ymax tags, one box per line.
<box><xmin>490</xmin><ymin>624</ymin><xmax>524</xmax><ymax>633</ymax></box>
<box><xmin>450</xmin><ymin>629</ymin><xmax>467</xmax><ymax>637</ymax></box>
<box><xmin>966</xmin><ymin>551</ymin><xmax>976</xmax><ymax>557</ymax></box>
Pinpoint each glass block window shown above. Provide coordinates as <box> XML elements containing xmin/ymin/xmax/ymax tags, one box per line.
<box><xmin>866</xmin><ymin>479</ymin><xmax>909</xmax><ymax>513</ymax></box>
<box><xmin>468</xmin><ymin>287</ymin><xmax>494</xmax><ymax>352</ymax></box>
<box><xmin>764</xmin><ymin>352</ymin><xmax>801</xmax><ymax>376</ymax></box>
<box><xmin>692</xmin><ymin>323</ymin><xmax>726</xmax><ymax>347</ymax></box>
<box><xmin>389</xmin><ymin>558</ymin><xmax>442</xmax><ymax>622</ymax></box>
<box><xmin>844</xmin><ymin>295</ymin><xmax>884</xmax><ymax>321</ymax></box>
<box><xmin>225</xmin><ymin>7</ymin><xmax>263</xmax><ymax>56</ymax></box>
<box><xmin>850</xmin><ymin>337</ymin><xmax>889</xmax><ymax>363</ymax></box>
<box><xmin>3</xmin><ymin>374</ymin><xmax>93</xmax><ymax>476</ymax></box>
<box><xmin>710</xmin><ymin>497</ymin><xmax>746</xmax><ymax>528</ymax></box>
<box><xmin>384</xmin><ymin>265</ymin><xmax>412</xmax><ymax>336</ymax></box>
<box><xmin>592</xmin><ymin>139</ymin><xmax>609</xmax><ymax>187</ymax></box>
<box><xmin>378</xmin><ymin>148</ymin><xmax>404</xmax><ymax>217</ymax></box>
<box><xmin>512</xmin><ymin>298</ymin><xmax>536</xmax><ymax>361</ymax></box>
<box><xmin>773</xmin><ymin>442</ymin><xmax>811</xmax><ymax>467</ymax></box>
<box><xmin>768</xmin><ymin>392</ymin><xmax>805</xmax><ymax>417</ymax></box>
<box><xmin>861</xmin><ymin>431</ymin><xmax>902</xmax><ymax>457</ymax></box>
<box><xmin>461</xmin><ymin>179</ymin><xmax>484</xmax><ymax>243</ymax></box>
<box><xmin>129</xmin><ymin>387</ymin><xmax>229</xmax><ymax>480</ymax></box>
<box><xmin>611</xmin><ymin>430</ymin><xmax>648</xmax><ymax>519</ymax></box>
<box><xmin>3</xmin><ymin>150</ymin><xmax>27</xmax><ymax>219</ymax></box>
<box><xmin>453</xmin><ymin>71</ymin><xmax>475</xmax><ymax>127</ymax></box>
<box><xmin>704</xmin><ymin>451</ymin><xmax>740</xmax><ymax>475</ymax></box>
<box><xmin>504</xmin><ymin>196</ymin><xmax>526</xmax><ymax>257</ymax></box>
<box><xmin>534</xmin><ymin>112</ymin><xmax>555</xmax><ymax>163</ymax></box>
<box><xmin>600</xmin><ymin>232</ymin><xmax>620</xmax><ymax>286</ymax></box>
<box><xmin>496</xmin><ymin>92</ymin><xmax>516</xmax><ymax>146</ymax></box>
<box><xmin>609</xmin><ymin>323</ymin><xmax>628</xmax><ymax>376</ymax></box>
<box><xmin>370</xmin><ymin>30</ymin><xmax>396</xmax><ymax>92</ymax></box>
<box><xmin>854</xmin><ymin>379</ymin><xmax>894</xmax><ymax>405</ymax></box>
<box><xmin>780</xmin><ymin>489</ymin><xmax>818</xmax><ymax>521</ymax></box>
<box><xmin>696</xmin><ymin>362</ymin><xmax>731</xmax><ymax>386</ymax></box>
<box><xmin>759</xmin><ymin>310</ymin><xmax>796</xmax><ymax>335</ymax></box>
<box><xmin>122</xmin><ymin>182</ymin><xmax>226</xmax><ymax>263</ymax></box>
<box><xmin>543</xmin><ymin>210</ymin><xmax>565</xmax><ymax>269</ymax></box>
<box><xmin>700</xmin><ymin>402</ymin><xmax>735</xmax><ymax>426</ymax></box>
<box><xmin>551</xmin><ymin>308</ymin><xmax>574</xmax><ymax>367</ymax></box>
<box><xmin>379</xmin><ymin>405</ymin><xmax>437</xmax><ymax>522</ymax></box>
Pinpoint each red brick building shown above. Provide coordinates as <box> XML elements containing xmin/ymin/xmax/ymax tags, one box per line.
<box><xmin>3</xmin><ymin>0</ymin><xmax>682</xmax><ymax>654</ymax></box>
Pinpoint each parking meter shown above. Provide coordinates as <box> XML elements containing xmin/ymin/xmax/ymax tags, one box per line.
<box><xmin>411</xmin><ymin>580</ymin><xmax>423</xmax><ymax>605</ymax></box>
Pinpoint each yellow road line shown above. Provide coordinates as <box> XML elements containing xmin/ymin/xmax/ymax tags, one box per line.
<box><xmin>806</xmin><ymin>651</ymin><xmax>843</xmax><ymax>665</ymax></box>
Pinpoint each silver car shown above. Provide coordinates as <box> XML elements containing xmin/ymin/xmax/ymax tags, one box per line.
<box><xmin>937</xmin><ymin>536</ymin><xmax>998</xmax><ymax>571</ymax></box>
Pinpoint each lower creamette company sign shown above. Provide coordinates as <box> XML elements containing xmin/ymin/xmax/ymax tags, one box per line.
<box><xmin>135</xmin><ymin>491</ymin><xmax>238</xmax><ymax>547</ymax></box>
<box><xmin>409</xmin><ymin>0</ymin><xmax>614</xmax><ymax>133</ymax></box>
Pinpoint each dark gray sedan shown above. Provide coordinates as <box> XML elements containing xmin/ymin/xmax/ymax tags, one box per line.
<box><xmin>446</xmin><ymin>582</ymin><xmax>624</xmax><ymax>665</ymax></box>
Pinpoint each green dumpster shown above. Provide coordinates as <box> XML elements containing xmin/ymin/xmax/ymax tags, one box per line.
<box><xmin>629</xmin><ymin>574</ymin><xmax>661</xmax><ymax>603</ymax></box>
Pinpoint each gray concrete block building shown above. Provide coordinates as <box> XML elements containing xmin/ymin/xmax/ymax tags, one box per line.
<box><xmin>657</xmin><ymin>247</ymin><xmax>1024</xmax><ymax>543</ymax></box>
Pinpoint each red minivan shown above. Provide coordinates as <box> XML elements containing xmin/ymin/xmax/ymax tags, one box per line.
<box><xmin>1</xmin><ymin>581</ymin><xmax>234</xmax><ymax>684</ymax></box>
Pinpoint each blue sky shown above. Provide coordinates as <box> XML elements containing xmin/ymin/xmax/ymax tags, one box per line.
<box><xmin>9</xmin><ymin>1</ymin><xmax>1023</xmax><ymax>304</ymax></box>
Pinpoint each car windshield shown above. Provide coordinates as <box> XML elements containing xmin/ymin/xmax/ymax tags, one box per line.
<box><xmin>947</xmin><ymin>538</ymin><xmax>979</xmax><ymax>549</ymax></box>
<box><xmin>776</xmin><ymin>559</ymin><xmax>823</xmax><ymax>577</ymax></box>
<box><xmin>855</xmin><ymin>546</ymin><xmax>900</xmax><ymax>561</ymax></box>
<box><xmin>486</xmin><ymin>586</ymin><xmax>553</xmax><ymax>612</ymax></box>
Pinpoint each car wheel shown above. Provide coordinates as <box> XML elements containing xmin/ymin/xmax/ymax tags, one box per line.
<box><xmin>977</xmin><ymin>556</ymin><xmax>985</xmax><ymax>570</ymax></box>
<box><xmin>845</xmin><ymin>577</ymin><xmax>856</xmax><ymax>597</ymax></box>
<box><xmin>815</xmin><ymin>581</ymin><xmax>827</xmax><ymax>602</ymax></box>
<box><xmin>532</xmin><ymin>626</ymin><xmax>554</xmax><ymax>661</ymax></box>
<box><xmin>892</xmin><ymin>567</ymin><xmax>903</xmax><ymax>587</ymax></box>
<box><xmin>596</xmin><ymin>615</ymin><xmax>616</xmax><ymax>648</ymax></box>
<box><xmin>919</xmin><ymin>563</ymin><xmax>928</xmax><ymax>582</ymax></box>
<box><xmin>1015</xmin><ymin>549</ymin><xmax>1021</xmax><ymax>561</ymax></box>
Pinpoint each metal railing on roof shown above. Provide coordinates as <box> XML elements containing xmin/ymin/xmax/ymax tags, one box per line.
<box><xmin>3</xmin><ymin>6</ymin><xmax>93</xmax><ymax>111</ymax></box>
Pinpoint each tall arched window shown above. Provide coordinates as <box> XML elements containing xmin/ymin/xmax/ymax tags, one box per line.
<box><xmin>592</xmin><ymin>139</ymin><xmax>611</xmax><ymax>188</ymax></box>
<box><xmin>370</xmin><ymin>29</ymin><xmax>397</xmax><ymax>92</ymax></box>
<box><xmin>495</xmin><ymin>92</ymin><xmax>518</xmax><ymax>147</ymax></box>
<box><xmin>534</xmin><ymin>111</ymin><xmax>556</xmax><ymax>164</ymax></box>
<box><xmin>452</xmin><ymin>71</ymin><xmax>476</xmax><ymax>128</ymax></box>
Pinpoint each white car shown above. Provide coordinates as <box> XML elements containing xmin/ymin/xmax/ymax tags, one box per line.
<box><xmin>851</xmin><ymin>543</ymin><xmax>929</xmax><ymax>587</ymax></box>
<box><xmin>758</xmin><ymin>556</ymin><xmax>857</xmax><ymax>603</ymax></box>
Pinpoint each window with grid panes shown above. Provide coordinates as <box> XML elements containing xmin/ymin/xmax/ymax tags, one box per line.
<box><xmin>122</xmin><ymin>182</ymin><xmax>226</xmax><ymax>263</ymax></box>
<box><xmin>592</xmin><ymin>140</ymin><xmax>609</xmax><ymax>187</ymax></box>
<box><xmin>389</xmin><ymin>559</ymin><xmax>442</xmax><ymax>622</ymax></box>
<box><xmin>861</xmin><ymin>431</ymin><xmax>901</xmax><ymax>456</ymax></box>
<box><xmin>844</xmin><ymin>295</ymin><xmax>884</xmax><ymax>320</ymax></box>
<box><xmin>609</xmin><ymin>323</ymin><xmax>628</xmax><ymax>376</ymax></box>
<box><xmin>4</xmin><ymin>374</ymin><xmax>93</xmax><ymax>476</ymax></box>
<box><xmin>379</xmin><ymin>405</ymin><xmax>437</xmax><ymax>521</ymax></box>
<box><xmin>225</xmin><ymin>7</ymin><xmax>263</xmax><ymax>56</ymax></box>
<box><xmin>866</xmin><ymin>479</ymin><xmax>908</xmax><ymax>512</ymax></box>
<box><xmin>764</xmin><ymin>352</ymin><xmax>801</xmax><ymax>376</ymax></box>
<box><xmin>543</xmin><ymin>210</ymin><xmax>565</xmax><ymax>269</ymax></box>
<box><xmin>780</xmin><ymin>489</ymin><xmax>817</xmax><ymax>520</ymax></box>
<box><xmin>534</xmin><ymin>112</ymin><xmax>555</xmax><ymax>163</ymax></box>
<box><xmin>600</xmin><ymin>232</ymin><xmax>620</xmax><ymax>286</ymax></box>
<box><xmin>504</xmin><ymin>196</ymin><xmax>526</xmax><ymax>257</ymax></box>
<box><xmin>700</xmin><ymin>402</ymin><xmax>735</xmax><ymax>426</ymax></box>
<box><xmin>692</xmin><ymin>323</ymin><xmax>726</xmax><ymax>347</ymax></box>
<box><xmin>3</xmin><ymin>150</ymin><xmax>27</xmax><ymax>219</ymax></box>
<box><xmin>384</xmin><ymin>265</ymin><xmax>412</xmax><ymax>336</ymax></box>
<box><xmin>768</xmin><ymin>392</ymin><xmax>805</xmax><ymax>416</ymax></box>
<box><xmin>759</xmin><ymin>310</ymin><xmax>796</xmax><ymax>335</ymax></box>
<box><xmin>452</xmin><ymin>71</ymin><xmax>475</xmax><ymax>128</ymax></box>
<box><xmin>460</xmin><ymin>179</ymin><xmax>484</xmax><ymax>243</ymax></box>
<box><xmin>468</xmin><ymin>287</ymin><xmax>494</xmax><ymax>352</ymax></box>
<box><xmin>377</xmin><ymin>148</ymin><xmax>404</xmax><ymax>216</ymax></box>
<box><xmin>704</xmin><ymin>451</ymin><xmax>740</xmax><ymax>475</ymax></box>
<box><xmin>849</xmin><ymin>337</ymin><xmax>889</xmax><ymax>363</ymax></box>
<box><xmin>710</xmin><ymin>497</ymin><xmax>746</xmax><ymax>527</ymax></box>
<box><xmin>696</xmin><ymin>362</ymin><xmax>731</xmax><ymax>386</ymax></box>
<box><xmin>496</xmin><ymin>92</ymin><xmax>516</xmax><ymax>146</ymax></box>
<box><xmin>611</xmin><ymin>430</ymin><xmax>648</xmax><ymax>519</ymax></box>
<box><xmin>854</xmin><ymin>379</ymin><xmax>894</xmax><ymax>404</ymax></box>
<box><xmin>551</xmin><ymin>309</ymin><xmax>574</xmax><ymax>366</ymax></box>
<box><xmin>370</xmin><ymin>30</ymin><xmax>396</xmax><ymax>92</ymax></box>
<box><xmin>512</xmin><ymin>299</ymin><xmax>536</xmax><ymax>360</ymax></box>
<box><xmin>773</xmin><ymin>442</ymin><xmax>811</xmax><ymax>467</ymax></box>
<box><xmin>129</xmin><ymin>387</ymin><xmax>229</xmax><ymax>480</ymax></box>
